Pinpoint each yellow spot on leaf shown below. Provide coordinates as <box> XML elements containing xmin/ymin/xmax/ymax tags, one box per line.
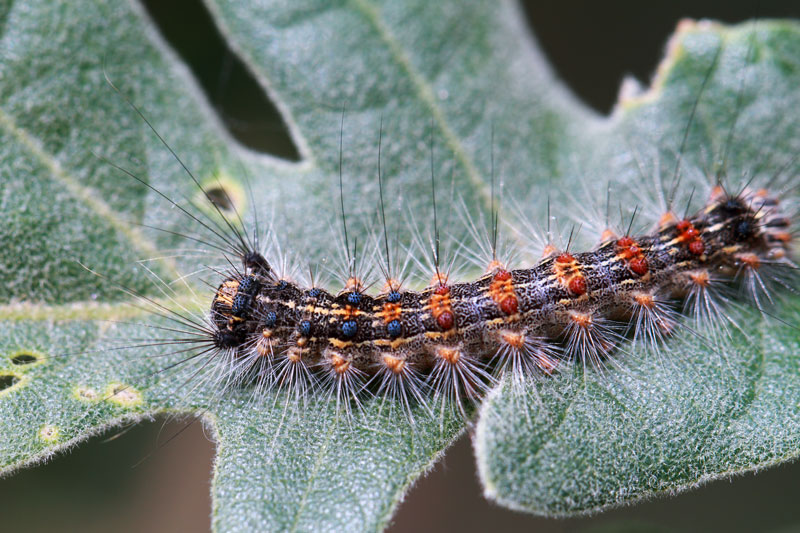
<box><xmin>39</xmin><ymin>424</ymin><xmax>59</xmax><ymax>443</ymax></box>
<box><xmin>105</xmin><ymin>382</ymin><xmax>142</xmax><ymax>408</ymax></box>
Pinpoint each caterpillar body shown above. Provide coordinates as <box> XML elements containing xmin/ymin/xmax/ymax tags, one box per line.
<box><xmin>177</xmin><ymin>182</ymin><xmax>794</xmax><ymax>414</ymax></box>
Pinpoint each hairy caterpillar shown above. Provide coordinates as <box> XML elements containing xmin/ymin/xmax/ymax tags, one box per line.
<box><xmin>108</xmin><ymin>51</ymin><xmax>798</xmax><ymax>424</ymax></box>
<box><xmin>134</xmin><ymin>172</ymin><xmax>795</xmax><ymax>416</ymax></box>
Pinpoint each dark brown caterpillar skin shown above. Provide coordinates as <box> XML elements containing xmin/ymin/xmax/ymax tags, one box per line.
<box><xmin>209</xmin><ymin>188</ymin><xmax>794</xmax><ymax>389</ymax></box>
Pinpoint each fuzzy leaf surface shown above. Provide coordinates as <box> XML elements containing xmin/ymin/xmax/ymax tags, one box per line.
<box><xmin>475</xmin><ymin>21</ymin><xmax>800</xmax><ymax>516</ymax></box>
<box><xmin>0</xmin><ymin>0</ymin><xmax>798</xmax><ymax>531</ymax></box>
<box><xmin>0</xmin><ymin>0</ymin><xmax>579</xmax><ymax>531</ymax></box>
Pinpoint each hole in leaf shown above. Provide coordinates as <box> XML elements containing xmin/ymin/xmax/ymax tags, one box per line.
<box><xmin>520</xmin><ymin>2</ymin><xmax>800</xmax><ymax>114</ymax></box>
<box><xmin>10</xmin><ymin>352</ymin><xmax>38</xmax><ymax>365</ymax></box>
<box><xmin>0</xmin><ymin>374</ymin><xmax>20</xmax><ymax>391</ymax></box>
<box><xmin>139</xmin><ymin>0</ymin><xmax>301</xmax><ymax>160</ymax></box>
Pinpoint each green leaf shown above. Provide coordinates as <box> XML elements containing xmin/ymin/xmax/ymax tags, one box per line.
<box><xmin>475</xmin><ymin>21</ymin><xmax>800</xmax><ymax>516</ymax></box>
<box><xmin>0</xmin><ymin>0</ymin><xmax>576</xmax><ymax>530</ymax></box>
<box><xmin>1</xmin><ymin>2</ymin><xmax>798</xmax><ymax>532</ymax></box>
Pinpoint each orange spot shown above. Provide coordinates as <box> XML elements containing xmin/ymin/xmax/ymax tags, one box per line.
<box><xmin>382</xmin><ymin>279</ymin><xmax>403</xmax><ymax>293</ymax></box>
<box><xmin>738</xmin><ymin>253</ymin><xmax>761</xmax><ymax>269</ymax></box>
<box><xmin>659</xmin><ymin>211</ymin><xmax>678</xmax><ymax>227</ymax></box>
<box><xmin>493</xmin><ymin>269</ymin><xmax>512</xmax><ymax>282</ymax></box>
<box><xmin>633</xmin><ymin>292</ymin><xmax>655</xmax><ymax>308</ymax></box>
<box><xmin>485</xmin><ymin>259</ymin><xmax>505</xmax><ymax>273</ymax></box>
<box><xmin>601</xmin><ymin>228</ymin><xmax>617</xmax><ymax>241</ymax></box>
<box><xmin>500</xmin><ymin>330</ymin><xmax>526</xmax><ymax>349</ymax></box>
<box><xmin>344</xmin><ymin>276</ymin><xmax>364</xmax><ymax>293</ymax></box>
<box><xmin>676</xmin><ymin>219</ymin><xmax>704</xmax><ymax>255</ymax></box>
<box><xmin>256</xmin><ymin>329</ymin><xmax>274</xmax><ymax>357</ymax></box>
<box><xmin>436</xmin><ymin>346</ymin><xmax>461</xmax><ymax>365</ymax></box>
<box><xmin>430</xmin><ymin>272</ymin><xmax>449</xmax><ymax>287</ymax></box>
<box><xmin>617</xmin><ymin>236</ymin><xmax>635</xmax><ymax>248</ymax></box>
<box><xmin>689</xmin><ymin>270</ymin><xmax>710</xmax><ymax>287</ymax></box>
<box><xmin>616</xmin><ymin>236</ymin><xmax>648</xmax><ymax>276</ymax></box>
<box><xmin>287</xmin><ymin>347</ymin><xmax>302</xmax><ymax>363</ymax></box>
<box><xmin>542</xmin><ymin>244</ymin><xmax>558</xmax><ymax>257</ymax></box>
<box><xmin>709</xmin><ymin>185</ymin><xmax>726</xmax><ymax>202</ymax></box>
<box><xmin>382</xmin><ymin>354</ymin><xmax>405</xmax><ymax>374</ymax></box>
<box><xmin>774</xmin><ymin>232</ymin><xmax>792</xmax><ymax>243</ymax></box>
<box><xmin>570</xmin><ymin>311</ymin><xmax>593</xmax><ymax>329</ymax></box>
<box><xmin>553</xmin><ymin>253</ymin><xmax>586</xmax><ymax>296</ymax></box>
<box><xmin>380</xmin><ymin>302</ymin><xmax>402</xmax><ymax>323</ymax></box>
<box><xmin>296</xmin><ymin>337</ymin><xmax>308</xmax><ymax>348</ymax></box>
<box><xmin>329</xmin><ymin>352</ymin><xmax>350</xmax><ymax>375</ymax></box>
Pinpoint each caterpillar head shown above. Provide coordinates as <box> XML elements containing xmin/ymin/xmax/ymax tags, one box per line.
<box><xmin>211</xmin><ymin>274</ymin><xmax>261</xmax><ymax>349</ymax></box>
<box><xmin>706</xmin><ymin>188</ymin><xmax>794</xmax><ymax>271</ymax></box>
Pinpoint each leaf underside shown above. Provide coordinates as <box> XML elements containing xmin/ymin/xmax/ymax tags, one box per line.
<box><xmin>0</xmin><ymin>1</ymin><xmax>798</xmax><ymax>531</ymax></box>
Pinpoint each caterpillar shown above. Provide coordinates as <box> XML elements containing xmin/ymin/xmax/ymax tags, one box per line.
<box><xmin>97</xmin><ymin>15</ymin><xmax>799</xmax><ymax>424</ymax></box>
<box><xmin>109</xmin><ymin>72</ymin><xmax>798</xmax><ymax>424</ymax></box>
<box><xmin>150</xmin><ymin>178</ymin><xmax>794</xmax><ymax>414</ymax></box>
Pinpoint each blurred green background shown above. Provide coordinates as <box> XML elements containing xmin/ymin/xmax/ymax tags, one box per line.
<box><xmin>2</xmin><ymin>1</ymin><xmax>799</xmax><ymax>531</ymax></box>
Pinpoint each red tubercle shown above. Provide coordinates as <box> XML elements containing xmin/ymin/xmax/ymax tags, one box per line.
<box><xmin>429</xmin><ymin>281</ymin><xmax>455</xmax><ymax>330</ymax></box>
<box><xmin>493</xmin><ymin>269</ymin><xmax>512</xmax><ymax>282</ymax></box>
<box><xmin>676</xmin><ymin>219</ymin><xmax>704</xmax><ymax>256</ymax></box>
<box><xmin>556</xmin><ymin>253</ymin><xmax>575</xmax><ymax>264</ymax></box>
<box><xmin>629</xmin><ymin>258</ymin><xmax>649</xmax><ymax>276</ymax></box>
<box><xmin>569</xmin><ymin>276</ymin><xmax>587</xmax><ymax>295</ymax></box>
<box><xmin>436</xmin><ymin>311</ymin><xmax>455</xmax><ymax>330</ymax></box>
<box><xmin>490</xmin><ymin>269</ymin><xmax>519</xmax><ymax>315</ymax></box>
<box><xmin>500</xmin><ymin>295</ymin><xmax>519</xmax><ymax>315</ymax></box>
<box><xmin>616</xmin><ymin>236</ymin><xmax>635</xmax><ymax>248</ymax></box>
<box><xmin>689</xmin><ymin>240</ymin><xmax>705</xmax><ymax>256</ymax></box>
<box><xmin>616</xmin><ymin>236</ymin><xmax>648</xmax><ymax>276</ymax></box>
